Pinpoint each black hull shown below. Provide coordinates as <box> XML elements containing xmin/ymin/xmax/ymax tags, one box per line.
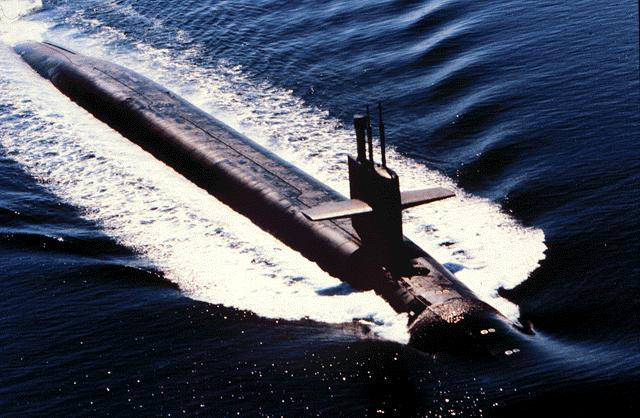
<box><xmin>16</xmin><ymin>41</ymin><xmax>528</xmax><ymax>354</ymax></box>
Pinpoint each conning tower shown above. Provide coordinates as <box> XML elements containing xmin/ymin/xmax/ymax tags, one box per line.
<box><xmin>302</xmin><ymin>105</ymin><xmax>454</xmax><ymax>274</ymax></box>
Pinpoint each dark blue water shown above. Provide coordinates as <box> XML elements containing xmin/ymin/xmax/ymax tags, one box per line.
<box><xmin>1</xmin><ymin>0</ymin><xmax>639</xmax><ymax>416</ymax></box>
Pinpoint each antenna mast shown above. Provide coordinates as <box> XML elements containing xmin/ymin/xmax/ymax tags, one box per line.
<box><xmin>366</xmin><ymin>105</ymin><xmax>374</xmax><ymax>163</ymax></box>
<box><xmin>378</xmin><ymin>103</ymin><xmax>387</xmax><ymax>168</ymax></box>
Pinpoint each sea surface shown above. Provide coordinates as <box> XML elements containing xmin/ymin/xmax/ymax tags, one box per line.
<box><xmin>0</xmin><ymin>0</ymin><xmax>638</xmax><ymax>416</ymax></box>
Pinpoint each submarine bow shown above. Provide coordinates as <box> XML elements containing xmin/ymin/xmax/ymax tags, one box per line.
<box><xmin>15</xmin><ymin>41</ymin><xmax>528</xmax><ymax>354</ymax></box>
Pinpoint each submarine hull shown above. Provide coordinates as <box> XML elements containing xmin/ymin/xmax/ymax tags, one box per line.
<box><xmin>16</xmin><ymin>41</ymin><xmax>527</xmax><ymax>354</ymax></box>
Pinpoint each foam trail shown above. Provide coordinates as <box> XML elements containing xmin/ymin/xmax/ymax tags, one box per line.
<box><xmin>0</xmin><ymin>0</ymin><xmax>40</xmax><ymax>20</ymax></box>
<box><xmin>0</xmin><ymin>1</ymin><xmax>46</xmax><ymax>44</ymax></box>
<box><xmin>1</xmin><ymin>3</ymin><xmax>545</xmax><ymax>340</ymax></box>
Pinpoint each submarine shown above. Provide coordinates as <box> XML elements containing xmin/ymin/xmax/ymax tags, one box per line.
<box><xmin>16</xmin><ymin>41</ymin><xmax>530</xmax><ymax>355</ymax></box>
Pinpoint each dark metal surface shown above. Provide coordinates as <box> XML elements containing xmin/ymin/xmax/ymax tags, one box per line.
<box><xmin>400</xmin><ymin>187</ymin><xmax>456</xmax><ymax>209</ymax></box>
<box><xmin>302</xmin><ymin>199</ymin><xmax>372</xmax><ymax>221</ymax></box>
<box><xmin>15</xmin><ymin>41</ymin><xmax>529</xmax><ymax>354</ymax></box>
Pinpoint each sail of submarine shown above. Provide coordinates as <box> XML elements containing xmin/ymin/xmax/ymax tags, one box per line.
<box><xmin>15</xmin><ymin>41</ymin><xmax>530</xmax><ymax>354</ymax></box>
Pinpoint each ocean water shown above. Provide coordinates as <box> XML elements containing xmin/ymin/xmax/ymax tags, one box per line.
<box><xmin>0</xmin><ymin>0</ymin><xmax>638</xmax><ymax>416</ymax></box>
